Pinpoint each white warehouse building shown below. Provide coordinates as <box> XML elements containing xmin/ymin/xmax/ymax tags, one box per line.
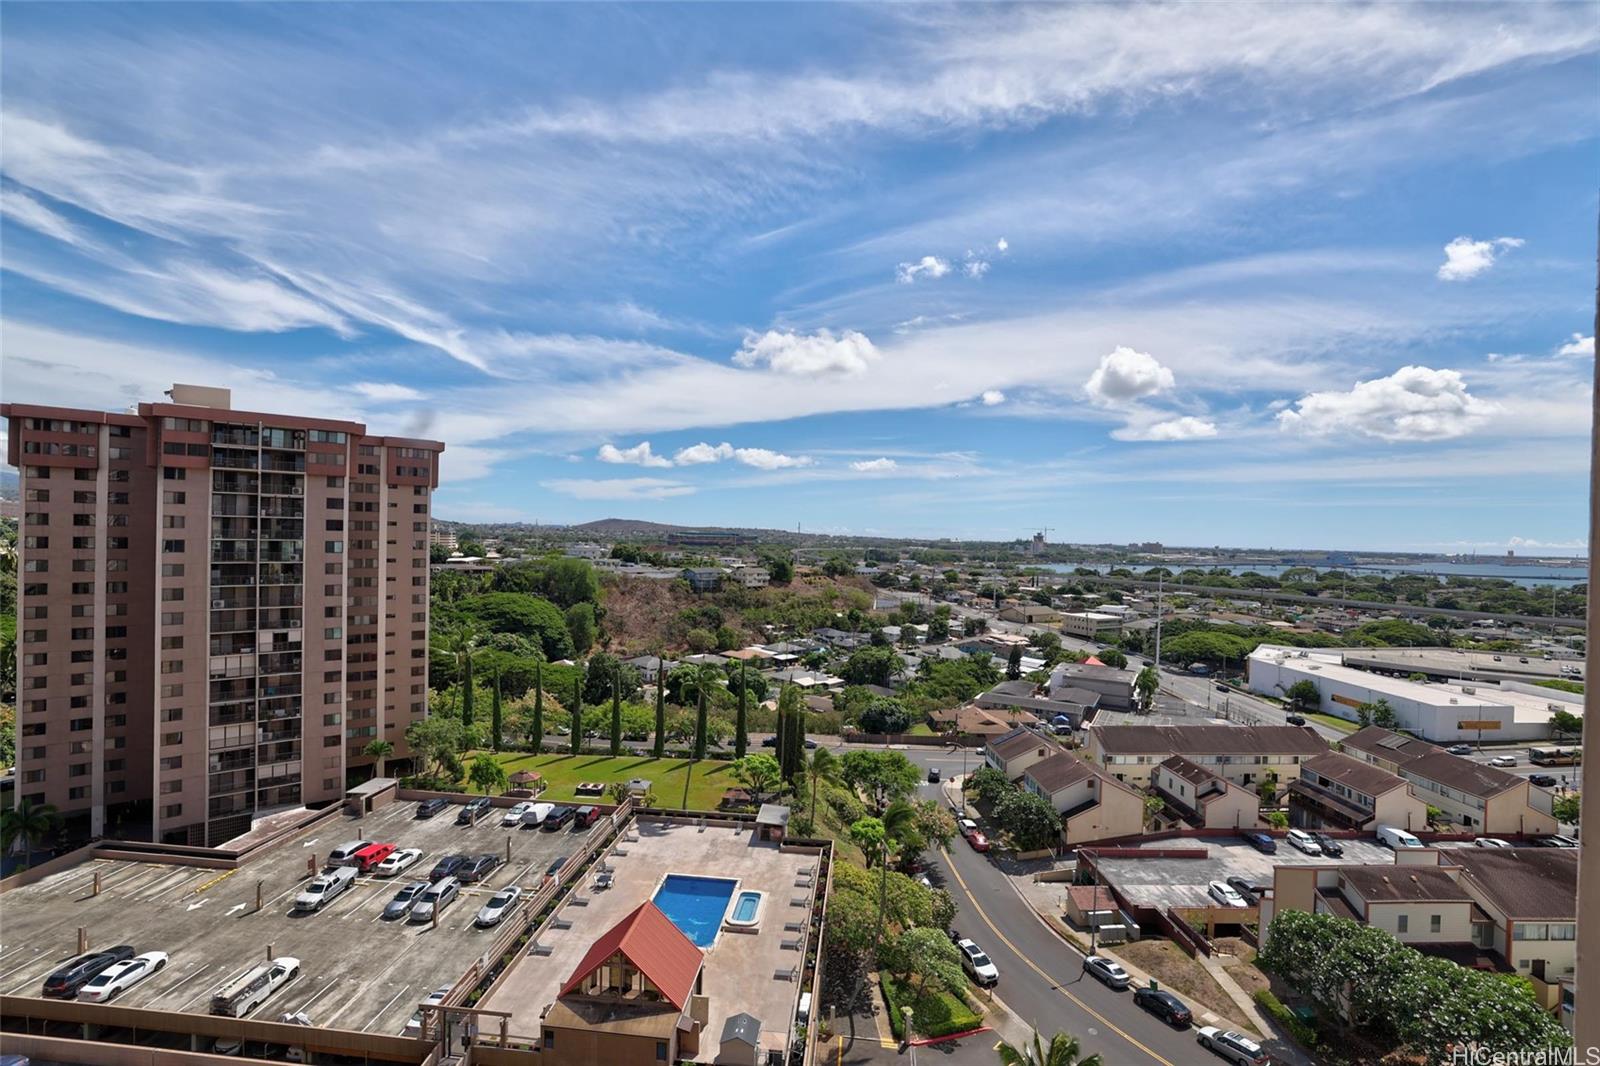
<box><xmin>1247</xmin><ymin>645</ymin><xmax>1582</xmax><ymax>743</ymax></box>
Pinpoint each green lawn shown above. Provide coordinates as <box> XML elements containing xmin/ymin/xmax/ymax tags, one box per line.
<box><xmin>475</xmin><ymin>752</ymin><xmax>738</xmax><ymax>810</ymax></box>
<box><xmin>881</xmin><ymin>973</ymin><xmax>984</xmax><ymax>1039</ymax></box>
<box><xmin>1303</xmin><ymin>713</ymin><xmax>1359</xmax><ymax>735</ymax></box>
<box><xmin>905</xmin><ymin>722</ymin><xmax>937</xmax><ymax>737</ymax></box>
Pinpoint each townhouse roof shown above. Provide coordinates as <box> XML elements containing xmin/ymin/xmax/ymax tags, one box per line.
<box><xmin>1341</xmin><ymin>726</ymin><xmax>1439</xmax><ymax>765</ymax></box>
<box><xmin>1337</xmin><ymin>866</ymin><xmax>1472</xmax><ymax>904</ymax></box>
<box><xmin>1158</xmin><ymin>755</ymin><xmax>1223</xmax><ymax>788</ymax></box>
<box><xmin>1443</xmin><ymin>848</ymin><xmax>1577</xmax><ymax>921</ymax></box>
<box><xmin>1300</xmin><ymin>751</ymin><xmax>1409</xmax><ymax>798</ymax></box>
<box><xmin>988</xmin><ymin>727</ymin><xmax>1054</xmax><ymax>762</ymax></box>
<box><xmin>1341</xmin><ymin>727</ymin><xmax>1523</xmax><ymax>799</ymax></box>
<box><xmin>559</xmin><ymin>901</ymin><xmax>703</xmax><ymax>1010</ymax></box>
<box><xmin>1090</xmin><ymin>724</ymin><xmax>1327</xmax><ymax>756</ymax></box>
<box><xmin>1024</xmin><ymin>753</ymin><xmax>1097</xmax><ymax>794</ymax></box>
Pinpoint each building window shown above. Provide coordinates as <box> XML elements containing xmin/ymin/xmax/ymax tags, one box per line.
<box><xmin>1429</xmin><ymin>915</ymin><xmax>1441</xmax><ymax>934</ymax></box>
<box><xmin>543</xmin><ymin>1033</ymin><xmax>554</xmax><ymax>1050</ymax></box>
<box><xmin>1396</xmin><ymin>915</ymin><xmax>1408</xmax><ymax>934</ymax></box>
<box><xmin>656</xmin><ymin>1041</ymin><xmax>668</xmax><ymax>1061</ymax></box>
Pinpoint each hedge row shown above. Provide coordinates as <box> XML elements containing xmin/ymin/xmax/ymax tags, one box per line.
<box><xmin>880</xmin><ymin>973</ymin><xmax>983</xmax><ymax>1040</ymax></box>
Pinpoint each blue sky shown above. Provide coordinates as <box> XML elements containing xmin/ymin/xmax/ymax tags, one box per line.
<box><xmin>2</xmin><ymin>3</ymin><xmax>1596</xmax><ymax>551</ymax></box>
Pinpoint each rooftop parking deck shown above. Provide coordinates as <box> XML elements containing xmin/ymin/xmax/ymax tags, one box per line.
<box><xmin>1091</xmin><ymin>835</ymin><xmax>1397</xmax><ymax>911</ymax></box>
<box><xmin>0</xmin><ymin>797</ymin><xmax>587</xmax><ymax>1041</ymax></box>
<box><xmin>481</xmin><ymin>820</ymin><xmax>814</xmax><ymax>1062</ymax></box>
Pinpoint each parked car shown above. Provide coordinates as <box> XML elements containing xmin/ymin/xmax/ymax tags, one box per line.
<box><xmin>383</xmin><ymin>881</ymin><xmax>430</xmax><ymax>920</ymax></box>
<box><xmin>572</xmin><ymin>806</ymin><xmax>603</xmax><ymax>830</ymax></box>
<box><xmin>503</xmin><ymin>801</ymin><xmax>536</xmax><ymax>826</ymax></box>
<box><xmin>761</xmin><ymin>736</ymin><xmax>778</xmax><ymax>747</ymax></box>
<box><xmin>521</xmin><ymin>802</ymin><xmax>555</xmax><ymax>828</ymax></box>
<box><xmin>458</xmin><ymin>854</ymin><xmax>499</xmax><ymax>883</ymax></box>
<box><xmin>1376</xmin><ymin>824</ymin><xmax>1424</xmax><ymax>849</ymax></box>
<box><xmin>324</xmin><ymin>840</ymin><xmax>373</xmax><ymax>868</ymax></box>
<box><xmin>1196</xmin><ymin>1026</ymin><xmax>1269</xmax><ymax>1066</ymax></box>
<box><xmin>1083</xmin><ymin>955</ymin><xmax>1130</xmax><ymax>990</ymax></box>
<box><xmin>429</xmin><ymin>854</ymin><xmax>470</xmax><ymax>882</ymax></box>
<box><xmin>956</xmin><ymin>939</ymin><xmax>999</xmax><ymax>987</ymax></box>
<box><xmin>404</xmin><ymin>986</ymin><xmax>453</xmax><ymax>1037</ymax></box>
<box><xmin>543</xmin><ymin>806</ymin><xmax>576</xmax><ymax>831</ymax></box>
<box><xmin>544</xmin><ymin>855</ymin><xmax>571</xmax><ymax>881</ymax></box>
<box><xmin>1284</xmin><ymin>714</ymin><xmax>1306</xmax><ymax>726</ymax></box>
<box><xmin>209</xmin><ymin>957</ymin><xmax>299</xmax><ymax>1019</ymax></box>
<box><xmin>475</xmin><ymin>886</ymin><xmax>524</xmax><ymax>927</ymax></box>
<box><xmin>1225</xmin><ymin>876</ymin><xmax>1258</xmax><ymax>902</ymax></box>
<box><xmin>1531</xmin><ymin>834</ymin><xmax>1580</xmax><ymax>848</ymax></box>
<box><xmin>1474</xmin><ymin>837</ymin><xmax>1513</xmax><ymax>848</ymax></box>
<box><xmin>1309</xmin><ymin>832</ymin><xmax>1343</xmax><ymax>857</ymax></box>
<box><xmin>457</xmin><ymin>796</ymin><xmax>492</xmax><ymax>824</ymax></box>
<box><xmin>1133</xmin><ymin>986</ymin><xmax>1193</xmax><ymax>1027</ymax></box>
<box><xmin>1487</xmin><ymin>755</ymin><xmax>1517</xmax><ymax>768</ymax></box>
<box><xmin>1447</xmin><ymin>744</ymin><xmax>1473</xmax><ymax>756</ymax></box>
<box><xmin>415</xmin><ymin>797</ymin><xmax>449</xmax><ymax>818</ymax></box>
<box><xmin>1244</xmin><ymin>832</ymin><xmax>1277</xmax><ymax>854</ymax></box>
<box><xmin>1284</xmin><ymin>828</ymin><xmax>1321</xmax><ymax>855</ymax></box>
<box><xmin>1529</xmin><ymin>773</ymin><xmax>1558</xmax><ymax>788</ymax></box>
<box><xmin>78</xmin><ymin>951</ymin><xmax>168</xmax><ymax>1003</ymax></box>
<box><xmin>42</xmin><ymin>946</ymin><xmax>136</xmax><ymax>998</ymax></box>
<box><xmin>958</xmin><ymin>818</ymin><xmax>980</xmax><ymax>838</ymax></box>
<box><xmin>376</xmin><ymin>847</ymin><xmax>424</xmax><ymax>877</ymax></box>
<box><xmin>927</xmin><ymin>768</ymin><xmax>941</xmax><ymax>783</ymax></box>
<box><xmin>966</xmin><ymin>829</ymin><xmax>991</xmax><ymax>852</ymax></box>
<box><xmin>351</xmin><ymin>842</ymin><xmax>397</xmax><ymax>873</ymax></box>
<box><xmin>1208</xmin><ymin>880</ymin><xmax>1249</xmax><ymax>908</ymax></box>
<box><xmin>294</xmin><ymin>866</ymin><xmax>357</xmax><ymax>913</ymax></box>
<box><xmin>410</xmin><ymin>877</ymin><xmax>460</xmax><ymax>922</ymax></box>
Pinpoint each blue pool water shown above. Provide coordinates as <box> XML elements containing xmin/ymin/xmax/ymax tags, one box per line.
<box><xmin>732</xmin><ymin>891</ymin><xmax>760</xmax><ymax>923</ymax></box>
<box><xmin>652</xmin><ymin>874</ymin><xmax>737</xmax><ymax>947</ymax></box>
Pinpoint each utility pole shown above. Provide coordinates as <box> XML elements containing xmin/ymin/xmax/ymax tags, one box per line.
<box><xmin>1153</xmin><ymin>571</ymin><xmax>1164</xmax><ymax>670</ymax></box>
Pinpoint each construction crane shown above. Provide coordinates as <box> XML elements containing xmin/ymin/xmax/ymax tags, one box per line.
<box><xmin>1026</xmin><ymin>527</ymin><xmax>1055</xmax><ymax>555</ymax></box>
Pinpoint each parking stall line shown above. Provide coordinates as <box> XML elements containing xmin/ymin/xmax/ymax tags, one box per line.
<box><xmin>293</xmin><ymin>976</ymin><xmax>344</xmax><ymax>1018</ymax></box>
<box><xmin>0</xmin><ymin>949</ymin><xmax>53</xmax><ymax>987</ymax></box>
<box><xmin>364</xmin><ymin>984</ymin><xmax>412</xmax><ymax>1033</ymax></box>
<box><xmin>148</xmin><ymin>962</ymin><xmax>214</xmax><ymax>1006</ymax></box>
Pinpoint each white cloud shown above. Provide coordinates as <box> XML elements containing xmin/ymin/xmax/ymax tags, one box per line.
<box><xmin>996</xmin><ymin>237</ymin><xmax>1009</xmax><ymax>253</ymax></box>
<box><xmin>1276</xmin><ymin>365</ymin><xmax>1495</xmax><ymax>441</ymax></box>
<box><xmin>541</xmin><ymin>477</ymin><xmax>695</xmax><ymax>500</ymax></box>
<box><xmin>851</xmin><ymin>457</ymin><xmax>898</xmax><ymax>472</ymax></box>
<box><xmin>1085</xmin><ymin>346</ymin><xmax>1177</xmax><ymax>405</ymax></box>
<box><xmin>1557</xmin><ymin>333</ymin><xmax>1595</xmax><ymax>358</ymax></box>
<box><xmin>980</xmin><ymin>390</ymin><xmax>1006</xmax><ymax>406</ymax></box>
<box><xmin>350</xmin><ymin>381</ymin><xmax>423</xmax><ymax>402</ymax></box>
<box><xmin>1115</xmin><ymin>415</ymin><xmax>1219</xmax><ymax>441</ymax></box>
<box><xmin>1436</xmin><ymin>236</ymin><xmax>1524</xmax><ymax>281</ymax></box>
<box><xmin>731</xmin><ymin>447</ymin><xmax>812</xmax><ymax>470</ymax></box>
<box><xmin>597</xmin><ymin>441</ymin><xmax>674</xmax><ymax>468</ymax></box>
<box><xmin>673</xmin><ymin>441</ymin><xmax>736</xmax><ymax>465</ymax></box>
<box><xmin>964</xmin><ymin>258</ymin><xmax>990</xmax><ymax>278</ymax></box>
<box><xmin>732</xmin><ymin>328</ymin><xmax>879</xmax><ymax>376</ymax></box>
<box><xmin>896</xmin><ymin>255</ymin><xmax>952</xmax><ymax>283</ymax></box>
<box><xmin>0</xmin><ymin>186</ymin><xmax>89</xmax><ymax>247</ymax></box>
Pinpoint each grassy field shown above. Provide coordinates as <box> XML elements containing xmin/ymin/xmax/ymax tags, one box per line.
<box><xmin>1303</xmin><ymin>712</ymin><xmax>1359</xmax><ymax>735</ymax></box>
<box><xmin>905</xmin><ymin>722</ymin><xmax>937</xmax><ymax>737</ymax></box>
<box><xmin>476</xmin><ymin>752</ymin><xmax>738</xmax><ymax>809</ymax></box>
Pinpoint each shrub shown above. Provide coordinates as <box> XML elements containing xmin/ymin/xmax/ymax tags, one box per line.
<box><xmin>1254</xmin><ymin>988</ymin><xmax>1317</xmax><ymax>1047</ymax></box>
<box><xmin>880</xmin><ymin>974</ymin><xmax>983</xmax><ymax>1040</ymax></box>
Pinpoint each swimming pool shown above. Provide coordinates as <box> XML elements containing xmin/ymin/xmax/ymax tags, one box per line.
<box><xmin>652</xmin><ymin>874</ymin><xmax>738</xmax><ymax>948</ymax></box>
<box><xmin>725</xmin><ymin>889</ymin><xmax>763</xmax><ymax>932</ymax></box>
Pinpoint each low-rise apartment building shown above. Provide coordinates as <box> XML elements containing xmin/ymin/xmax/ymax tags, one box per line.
<box><xmin>1340</xmin><ymin>727</ymin><xmax>1557</xmax><ymax>835</ymax></box>
<box><xmin>1287</xmin><ymin>751</ymin><xmax>1427</xmax><ymax>832</ymax></box>
<box><xmin>985</xmin><ymin>726</ymin><xmax>1060</xmax><ymax>781</ymax></box>
<box><xmin>998</xmin><ymin>603</ymin><xmax>1061</xmax><ymax>624</ymax></box>
<box><xmin>1047</xmin><ymin>661</ymin><xmax>1138</xmax><ymax>710</ymax></box>
<box><xmin>1151</xmin><ymin>755</ymin><xmax>1261</xmax><ymax>830</ymax></box>
<box><xmin>1059</xmin><ymin>611</ymin><xmax>1125</xmax><ymax>640</ymax></box>
<box><xmin>1021</xmin><ymin>752</ymin><xmax>1147</xmax><ymax>846</ymax></box>
<box><xmin>1082</xmin><ymin>724</ymin><xmax>1327</xmax><ymax>788</ymax></box>
<box><xmin>1267</xmin><ymin>863</ymin><xmax>1484</xmax><ymax>948</ymax></box>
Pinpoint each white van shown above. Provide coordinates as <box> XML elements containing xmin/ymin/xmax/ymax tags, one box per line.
<box><xmin>1285</xmin><ymin>828</ymin><xmax>1322</xmax><ymax>855</ymax></box>
<box><xmin>294</xmin><ymin>865</ymin><xmax>357</xmax><ymax>912</ymax></box>
<box><xmin>209</xmin><ymin>957</ymin><xmax>300</xmax><ymax>1018</ymax></box>
<box><xmin>325</xmin><ymin>840</ymin><xmax>372</xmax><ymax>868</ymax></box>
<box><xmin>1376</xmin><ymin>825</ymin><xmax>1424</xmax><ymax>849</ymax></box>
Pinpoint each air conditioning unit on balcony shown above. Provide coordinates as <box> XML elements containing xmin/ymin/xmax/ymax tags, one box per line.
<box><xmin>212</xmin><ymin>600</ymin><xmax>228</xmax><ymax>610</ymax></box>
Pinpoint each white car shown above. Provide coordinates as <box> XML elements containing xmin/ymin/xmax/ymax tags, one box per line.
<box><xmin>1284</xmin><ymin>828</ymin><xmax>1321</xmax><ymax>855</ymax></box>
<box><xmin>1196</xmin><ymin>1025</ymin><xmax>1268</xmax><ymax>1065</ymax></box>
<box><xmin>1207</xmin><ymin>880</ymin><xmax>1249</xmax><ymax>908</ymax></box>
<box><xmin>502</xmin><ymin>802</ymin><xmax>536</xmax><ymax>827</ymax></box>
<box><xmin>958</xmin><ymin>818</ymin><xmax>980</xmax><ymax>838</ymax></box>
<box><xmin>520</xmin><ymin>802</ymin><xmax>556</xmax><ymax>828</ymax></box>
<box><xmin>955</xmin><ymin>938</ymin><xmax>998</xmax><ymax>987</ymax></box>
<box><xmin>1474</xmin><ymin>837</ymin><xmax>1513</xmax><ymax>848</ymax></box>
<box><xmin>375</xmin><ymin>847</ymin><xmax>424</xmax><ymax>877</ymax></box>
<box><xmin>475</xmin><ymin>885</ymin><xmax>524</xmax><ymax>927</ymax></box>
<box><xmin>404</xmin><ymin>986</ymin><xmax>452</xmax><ymax>1037</ymax></box>
<box><xmin>78</xmin><ymin>951</ymin><xmax>168</xmax><ymax>1003</ymax></box>
<box><xmin>1488</xmin><ymin>755</ymin><xmax>1517</xmax><ymax>768</ymax></box>
<box><xmin>1083</xmin><ymin>955</ymin><xmax>1131</xmax><ymax>989</ymax></box>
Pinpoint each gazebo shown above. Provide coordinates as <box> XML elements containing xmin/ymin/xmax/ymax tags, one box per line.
<box><xmin>509</xmin><ymin>770</ymin><xmax>544</xmax><ymax>795</ymax></box>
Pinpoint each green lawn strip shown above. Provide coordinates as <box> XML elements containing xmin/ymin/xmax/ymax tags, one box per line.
<box><xmin>1303</xmin><ymin>713</ymin><xmax>1359</xmax><ymax>735</ymax></box>
<box><xmin>880</xmin><ymin>973</ymin><xmax>984</xmax><ymax>1039</ymax></box>
<box><xmin>477</xmin><ymin>752</ymin><xmax>736</xmax><ymax>809</ymax></box>
<box><xmin>904</xmin><ymin>722</ymin><xmax>937</xmax><ymax>737</ymax></box>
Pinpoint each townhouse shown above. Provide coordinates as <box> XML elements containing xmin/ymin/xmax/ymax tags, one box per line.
<box><xmin>1082</xmin><ymin>724</ymin><xmax>1328</xmax><ymax>788</ymax></box>
<box><xmin>1287</xmin><ymin>751</ymin><xmax>1428</xmax><ymax>832</ymax></box>
<box><xmin>1340</xmin><ymin>727</ymin><xmax>1557</xmax><ymax>835</ymax></box>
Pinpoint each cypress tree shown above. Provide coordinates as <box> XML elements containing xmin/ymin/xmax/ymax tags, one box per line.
<box><xmin>734</xmin><ymin>662</ymin><xmax>748</xmax><ymax>760</ymax></box>
<box><xmin>610</xmin><ymin>665</ymin><xmax>622</xmax><ymax>757</ymax></box>
<box><xmin>693</xmin><ymin>681</ymin><xmax>708</xmax><ymax>761</ymax></box>
<box><xmin>652</xmin><ymin>664</ymin><xmax>666</xmax><ymax>759</ymax></box>
<box><xmin>461</xmin><ymin>652</ymin><xmax>475</xmax><ymax>729</ymax></box>
<box><xmin>490</xmin><ymin>671</ymin><xmax>503</xmax><ymax>751</ymax></box>
<box><xmin>571</xmin><ymin>668</ymin><xmax>583</xmax><ymax>755</ymax></box>
<box><xmin>531</xmin><ymin>662</ymin><xmax>544</xmax><ymax>755</ymax></box>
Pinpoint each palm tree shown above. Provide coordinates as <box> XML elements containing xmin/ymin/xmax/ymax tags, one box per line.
<box><xmin>995</xmin><ymin>1030</ymin><xmax>1103</xmax><ymax>1066</ymax></box>
<box><xmin>734</xmin><ymin>661</ymin><xmax>749</xmax><ymax>759</ymax></box>
<box><xmin>652</xmin><ymin>661</ymin><xmax>666</xmax><ymax>759</ymax></box>
<box><xmin>873</xmin><ymin>799</ymin><xmax>917</xmax><ymax>956</ymax></box>
<box><xmin>609</xmin><ymin>664</ymin><xmax>623</xmax><ymax>757</ymax></box>
<box><xmin>446</xmin><ymin>628</ymin><xmax>478</xmax><ymax>726</ymax></box>
<box><xmin>532</xmin><ymin>661</ymin><xmax>545</xmax><ymax>754</ymax></box>
<box><xmin>571</xmin><ymin>667</ymin><xmax>584</xmax><ymax>755</ymax></box>
<box><xmin>490</xmin><ymin>667</ymin><xmax>504</xmax><ymax>751</ymax></box>
<box><xmin>805</xmin><ymin>745</ymin><xmax>841</xmax><ymax>832</ymax></box>
<box><xmin>362</xmin><ymin>739</ymin><xmax>395</xmax><ymax>779</ymax></box>
<box><xmin>693</xmin><ymin>680</ymin><xmax>709</xmax><ymax>761</ymax></box>
<box><xmin>1</xmin><ymin>799</ymin><xmax>62</xmax><ymax>864</ymax></box>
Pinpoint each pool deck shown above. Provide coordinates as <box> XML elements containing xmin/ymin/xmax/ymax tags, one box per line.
<box><xmin>481</xmin><ymin>820</ymin><xmax>814</xmax><ymax>1061</ymax></box>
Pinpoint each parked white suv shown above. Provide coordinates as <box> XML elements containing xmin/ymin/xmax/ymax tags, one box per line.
<box><xmin>1285</xmin><ymin>828</ymin><xmax>1321</xmax><ymax>855</ymax></box>
<box><xmin>955</xmin><ymin>938</ymin><xmax>998</xmax><ymax>986</ymax></box>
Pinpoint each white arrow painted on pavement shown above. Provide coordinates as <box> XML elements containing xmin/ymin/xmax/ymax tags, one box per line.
<box><xmin>186</xmin><ymin>899</ymin><xmax>209</xmax><ymax>911</ymax></box>
<box><xmin>227</xmin><ymin>902</ymin><xmax>248</xmax><ymax>916</ymax></box>
<box><xmin>302</xmin><ymin>838</ymin><xmax>319</xmax><ymax>848</ymax></box>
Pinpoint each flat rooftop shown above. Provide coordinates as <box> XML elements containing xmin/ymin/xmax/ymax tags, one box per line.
<box><xmin>1093</xmin><ymin>835</ymin><xmax>1397</xmax><ymax>911</ymax></box>
<box><xmin>481</xmin><ymin>820</ymin><xmax>812</xmax><ymax>1061</ymax></box>
<box><xmin>0</xmin><ymin>797</ymin><xmax>581</xmax><ymax>1038</ymax></box>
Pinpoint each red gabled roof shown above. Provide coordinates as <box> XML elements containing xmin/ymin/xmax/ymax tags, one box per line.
<box><xmin>1083</xmin><ymin>655</ymin><xmax>1106</xmax><ymax>667</ymax></box>
<box><xmin>558</xmin><ymin>900</ymin><xmax>703</xmax><ymax>1010</ymax></box>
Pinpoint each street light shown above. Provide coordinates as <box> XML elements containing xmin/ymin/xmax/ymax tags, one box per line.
<box><xmin>902</xmin><ymin>1006</ymin><xmax>916</xmax><ymax>1063</ymax></box>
